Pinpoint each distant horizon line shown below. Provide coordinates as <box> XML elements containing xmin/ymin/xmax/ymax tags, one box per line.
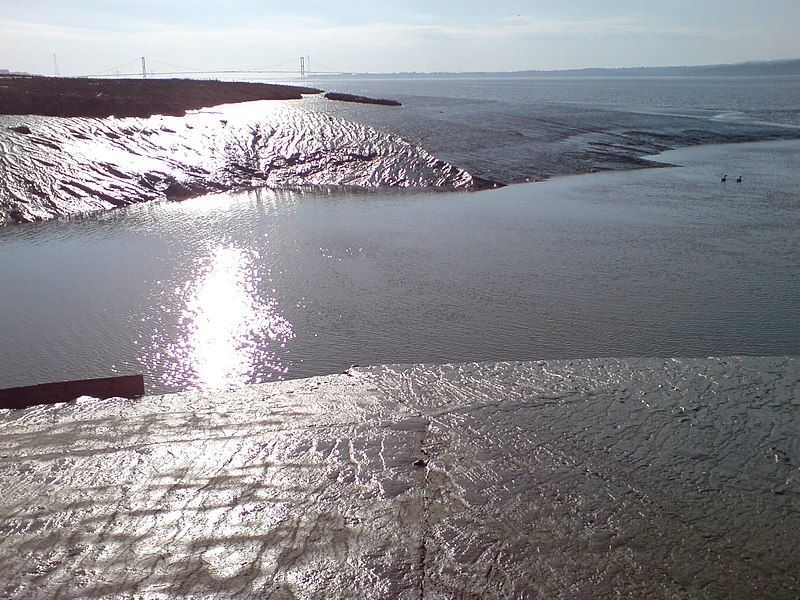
<box><xmin>2</xmin><ymin>57</ymin><xmax>799</xmax><ymax>79</ymax></box>
<box><xmin>320</xmin><ymin>57</ymin><xmax>800</xmax><ymax>77</ymax></box>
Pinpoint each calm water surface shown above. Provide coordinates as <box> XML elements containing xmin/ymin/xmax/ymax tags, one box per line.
<box><xmin>308</xmin><ymin>74</ymin><xmax>800</xmax><ymax>124</ymax></box>
<box><xmin>1</xmin><ymin>139</ymin><xmax>798</xmax><ymax>393</ymax></box>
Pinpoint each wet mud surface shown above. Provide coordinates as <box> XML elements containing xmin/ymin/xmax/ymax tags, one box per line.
<box><xmin>0</xmin><ymin>76</ymin><xmax>321</xmax><ymax>118</ymax></box>
<box><xmin>0</xmin><ymin>101</ymin><xmax>478</xmax><ymax>224</ymax></box>
<box><xmin>1</xmin><ymin>356</ymin><xmax>797</xmax><ymax>598</ymax></box>
<box><xmin>3</xmin><ymin>77</ymin><xmax>799</xmax><ymax>224</ymax></box>
<box><xmin>308</xmin><ymin>92</ymin><xmax>800</xmax><ymax>185</ymax></box>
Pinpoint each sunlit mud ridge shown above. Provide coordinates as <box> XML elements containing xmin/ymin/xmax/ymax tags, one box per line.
<box><xmin>0</xmin><ymin>356</ymin><xmax>797</xmax><ymax>598</ymax></box>
<box><xmin>0</xmin><ymin>100</ymin><xmax>484</xmax><ymax>225</ymax></box>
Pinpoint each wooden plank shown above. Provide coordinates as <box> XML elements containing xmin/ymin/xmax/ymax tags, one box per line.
<box><xmin>0</xmin><ymin>374</ymin><xmax>145</xmax><ymax>410</ymax></box>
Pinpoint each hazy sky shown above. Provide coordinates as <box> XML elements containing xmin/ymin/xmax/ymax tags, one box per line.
<box><xmin>2</xmin><ymin>0</ymin><xmax>799</xmax><ymax>76</ymax></box>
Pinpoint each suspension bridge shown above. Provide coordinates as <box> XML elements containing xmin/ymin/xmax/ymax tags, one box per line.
<box><xmin>85</xmin><ymin>56</ymin><xmax>346</xmax><ymax>80</ymax></box>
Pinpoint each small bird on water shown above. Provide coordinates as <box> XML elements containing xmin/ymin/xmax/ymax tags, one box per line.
<box><xmin>735</xmin><ymin>175</ymin><xmax>743</xmax><ymax>183</ymax></box>
<box><xmin>721</xmin><ymin>174</ymin><xmax>727</xmax><ymax>182</ymax></box>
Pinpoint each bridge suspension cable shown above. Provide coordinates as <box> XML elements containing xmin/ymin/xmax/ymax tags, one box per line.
<box><xmin>145</xmin><ymin>57</ymin><xmax>207</xmax><ymax>74</ymax></box>
<box><xmin>254</xmin><ymin>57</ymin><xmax>299</xmax><ymax>72</ymax></box>
<box><xmin>86</xmin><ymin>56</ymin><xmax>346</xmax><ymax>79</ymax></box>
<box><xmin>308</xmin><ymin>59</ymin><xmax>346</xmax><ymax>74</ymax></box>
<box><xmin>88</xmin><ymin>58</ymin><xmax>143</xmax><ymax>77</ymax></box>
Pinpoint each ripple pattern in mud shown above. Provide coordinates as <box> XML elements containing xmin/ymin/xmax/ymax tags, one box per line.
<box><xmin>0</xmin><ymin>356</ymin><xmax>797</xmax><ymax>598</ymax></box>
<box><xmin>0</xmin><ymin>101</ymin><xmax>478</xmax><ymax>224</ymax></box>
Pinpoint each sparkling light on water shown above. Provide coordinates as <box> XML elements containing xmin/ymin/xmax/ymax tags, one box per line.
<box><xmin>165</xmin><ymin>246</ymin><xmax>293</xmax><ymax>389</ymax></box>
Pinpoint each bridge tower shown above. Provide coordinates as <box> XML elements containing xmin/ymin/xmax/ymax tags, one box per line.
<box><xmin>300</xmin><ymin>56</ymin><xmax>305</xmax><ymax>79</ymax></box>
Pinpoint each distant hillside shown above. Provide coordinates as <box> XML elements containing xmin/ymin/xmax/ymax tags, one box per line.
<box><xmin>527</xmin><ymin>59</ymin><xmax>800</xmax><ymax>78</ymax></box>
<box><xmin>323</xmin><ymin>59</ymin><xmax>800</xmax><ymax>79</ymax></box>
<box><xmin>687</xmin><ymin>60</ymin><xmax>800</xmax><ymax>76</ymax></box>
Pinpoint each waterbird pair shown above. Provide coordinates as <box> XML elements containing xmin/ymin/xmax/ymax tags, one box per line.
<box><xmin>721</xmin><ymin>175</ymin><xmax>743</xmax><ymax>182</ymax></box>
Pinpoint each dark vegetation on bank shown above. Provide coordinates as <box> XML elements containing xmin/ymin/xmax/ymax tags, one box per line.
<box><xmin>0</xmin><ymin>75</ymin><xmax>322</xmax><ymax>118</ymax></box>
<box><xmin>324</xmin><ymin>92</ymin><xmax>402</xmax><ymax>106</ymax></box>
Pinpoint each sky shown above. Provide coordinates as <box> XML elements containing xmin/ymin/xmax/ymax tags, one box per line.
<box><xmin>1</xmin><ymin>0</ymin><xmax>799</xmax><ymax>77</ymax></box>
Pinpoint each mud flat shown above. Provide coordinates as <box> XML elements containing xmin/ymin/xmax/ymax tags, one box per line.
<box><xmin>0</xmin><ymin>100</ymin><xmax>483</xmax><ymax>225</ymax></box>
<box><xmin>0</xmin><ymin>76</ymin><xmax>493</xmax><ymax>225</ymax></box>
<box><xmin>0</xmin><ymin>356</ymin><xmax>797</xmax><ymax>598</ymax></box>
<box><xmin>324</xmin><ymin>92</ymin><xmax>402</xmax><ymax>106</ymax></box>
<box><xmin>306</xmin><ymin>86</ymin><xmax>800</xmax><ymax>185</ymax></box>
<box><xmin>0</xmin><ymin>75</ymin><xmax>322</xmax><ymax>118</ymax></box>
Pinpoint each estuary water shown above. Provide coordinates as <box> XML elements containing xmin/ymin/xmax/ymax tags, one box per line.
<box><xmin>304</xmin><ymin>74</ymin><xmax>800</xmax><ymax>183</ymax></box>
<box><xmin>2</xmin><ymin>76</ymin><xmax>799</xmax><ymax>600</ymax></box>
<box><xmin>1</xmin><ymin>76</ymin><xmax>799</xmax><ymax>393</ymax></box>
<box><xmin>1</xmin><ymin>138</ymin><xmax>798</xmax><ymax>393</ymax></box>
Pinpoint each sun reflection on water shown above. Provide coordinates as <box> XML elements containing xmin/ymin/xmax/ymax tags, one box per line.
<box><xmin>164</xmin><ymin>246</ymin><xmax>294</xmax><ymax>389</ymax></box>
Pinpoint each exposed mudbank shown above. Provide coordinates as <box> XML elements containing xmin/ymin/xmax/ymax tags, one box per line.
<box><xmin>0</xmin><ymin>356</ymin><xmax>797</xmax><ymax>598</ymax></box>
<box><xmin>0</xmin><ymin>101</ymin><xmax>487</xmax><ymax>224</ymax></box>
<box><xmin>4</xmin><ymin>76</ymin><xmax>799</xmax><ymax>224</ymax></box>
<box><xmin>307</xmin><ymin>93</ymin><xmax>800</xmax><ymax>185</ymax></box>
<box><xmin>0</xmin><ymin>75</ymin><xmax>322</xmax><ymax>118</ymax></box>
<box><xmin>324</xmin><ymin>92</ymin><xmax>402</xmax><ymax>106</ymax></box>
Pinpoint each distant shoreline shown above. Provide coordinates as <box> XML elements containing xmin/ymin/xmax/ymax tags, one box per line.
<box><xmin>0</xmin><ymin>75</ymin><xmax>322</xmax><ymax>118</ymax></box>
<box><xmin>308</xmin><ymin>58</ymin><xmax>800</xmax><ymax>80</ymax></box>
